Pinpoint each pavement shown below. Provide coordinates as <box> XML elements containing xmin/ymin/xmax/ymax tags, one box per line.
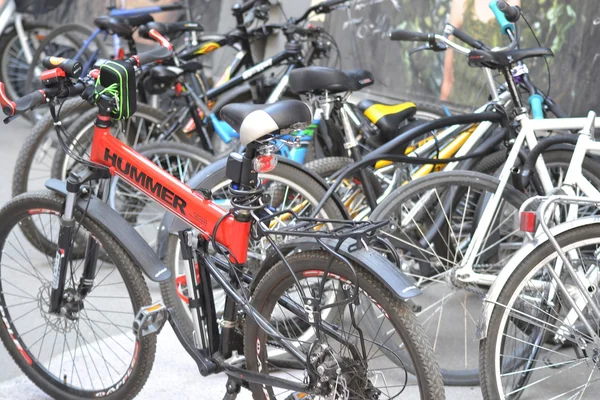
<box><xmin>0</xmin><ymin>119</ymin><xmax>482</xmax><ymax>399</ymax></box>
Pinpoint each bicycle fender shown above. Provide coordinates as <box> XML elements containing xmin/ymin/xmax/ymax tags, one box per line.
<box><xmin>252</xmin><ymin>238</ymin><xmax>421</xmax><ymax>300</ymax></box>
<box><xmin>477</xmin><ymin>216</ymin><xmax>600</xmax><ymax>340</ymax></box>
<box><xmin>45</xmin><ymin>179</ymin><xmax>171</xmax><ymax>282</ymax></box>
<box><xmin>155</xmin><ymin>157</ymin><xmax>350</xmax><ymax>260</ymax></box>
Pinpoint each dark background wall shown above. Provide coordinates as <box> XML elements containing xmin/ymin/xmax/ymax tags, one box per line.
<box><xmin>44</xmin><ymin>0</ymin><xmax>596</xmax><ymax>116</ymax></box>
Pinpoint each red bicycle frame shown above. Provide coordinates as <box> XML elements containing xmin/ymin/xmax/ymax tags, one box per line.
<box><xmin>89</xmin><ymin>118</ymin><xmax>252</xmax><ymax>264</ymax></box>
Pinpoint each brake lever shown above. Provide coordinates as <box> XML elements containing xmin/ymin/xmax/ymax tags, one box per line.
<box><xmin>3</xmin><ymin>114</ymin><xmax>19</xmax><ymax>124</ymax></box>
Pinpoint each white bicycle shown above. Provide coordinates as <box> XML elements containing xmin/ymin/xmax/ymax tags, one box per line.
<box><xmin>369</xmin><ymin>0</ymin><xmax>600</xmax><ymax>386</ymax></box>
<box><xmin>479</xmin><ymin>110</ymin><xmax>600</xmax><ymax>399</ymax></box>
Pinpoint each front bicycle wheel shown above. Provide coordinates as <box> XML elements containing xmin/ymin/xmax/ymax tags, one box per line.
<box><xmin>480</xmin><ymin>223</ymin><xmax>600</xmax><ymax>400</ymax></box>
<box><xmin>244</xmin><ymin>250</ymin><xmax>445</xmax><ymax>400</ymax></box>
<box><xmin>369</xmin><ymin>170</ymin><xmax>527</xmax><ymax>385</ymax></box>
<box><xmin>0</xmin><ymin>191</ymin><xmax>155</xmax><ymax>399</ymax></box>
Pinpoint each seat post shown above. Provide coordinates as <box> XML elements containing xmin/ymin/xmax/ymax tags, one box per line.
<box><xmin>501</xmin><ymin>66</ymin><xmax>524</xmax><ymax>112</ymax></box>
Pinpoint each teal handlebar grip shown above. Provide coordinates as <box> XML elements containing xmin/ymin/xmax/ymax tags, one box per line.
<box><xmin>528</xmin><ymin>94</ymin><xmax>544</xmax><ymax>119</ymax></box>
<box><xmin>489</xmin><ymin>0</ymin><xmax>515</xmax><ymax>35</ymax></box>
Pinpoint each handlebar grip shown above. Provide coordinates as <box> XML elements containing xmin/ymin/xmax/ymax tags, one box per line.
<box><xmin>42</xmin><ymin>57</ymin><xmax>83</xmax><ymax>79</ymax></box>
<box><xmin>389</xmin><ymin>29</ymin><xmax>430</xmax><ymax>42</ymax></box>
<box><xmin>450</xmin><ymin>26</ymin><xmax>487</xmax><ymax>50</ymax></box>
<box><xmin>528</xmin><ymin>94</ymin><xmax>544</xmax><ymax>120</ymax></box>
<box><xmin>489</xmin><ymin>0</ymin><xmax>515</xmax><ymax>35</ymax></box>
<box><xmin>497</xmin><ymin>0</ymin><xmax>520</xmax><ymax>22</ymax></box>
<box><xmin>0</xmin><ymin>82</ymin><xmax>46</xmax><ymax>116</ymax></box>
<box><xmin>135</xmin><ymin>46</ymin><xmax>173</xmax><ymax>67</ymax></box>
<box><xmin>321</xmin><ymin>0</ymin><xmax>348</xmax><ymax>7</ymax></box>
<box><xmin>160</xmin><ymin>3</ymin><xmax>185</xmax><ymax>11</ymax></box>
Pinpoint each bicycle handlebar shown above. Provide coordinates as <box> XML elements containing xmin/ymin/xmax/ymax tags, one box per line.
<box><xmin>0</xmin><ymin>29</ymin><xmax>173</xmax><ymax>119</ymax></box>
<box><xmin>389</xmin><ymin>29</ymin><xmax>430</xmax><ymax>42</ymax></box>
<box><xmin>496</xmin><ymin>0</ymin><xmax>520</xmax><ymax>23</ymax></box>
<box><xmin>445</xmin><ymin>25</ymin><xmax>488</xmax><ymax>50</ymax></box>
<box><xmin>296</xmin><ymin>0</ymin><xmax>349</xmax><ymax>24</ymax></box>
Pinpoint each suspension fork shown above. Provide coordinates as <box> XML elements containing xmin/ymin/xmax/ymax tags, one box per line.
<box><xmin>48</xmin><ymin>174</ymin><xmax>80</xmax><ymax>313</ymax></box>
<box><xmin>77</xmin><ymin>180</ymin><xmax>109</xmax><ymax>297</ymax></box>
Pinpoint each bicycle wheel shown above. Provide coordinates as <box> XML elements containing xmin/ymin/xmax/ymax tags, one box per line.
<box><xmin>0</xmin><ymin>22</ymin><xmax>53</xmax><ymax>122</ymax></box>
<box><xmin>0</xmin><ymin>191</ymin><xmax>155</xmax><ymax>399</ymax></box>
<box><xmin>244</xmin><ymin>250</ymin><xmax>445</xmax><ymax>399</ymax></box>
<box><xmin>108</xmin><ymin>142</ymin><xmax>213</xmax><ymax>248</ymax></box>
<box><xmin>370</xmin><ymin>170</ymin><xmax>527</xmax><ymax>385</ymax></box>
<box><xmin>160</xmin><ymin>162</ymin><xmax>347</xmax><ymax>343</ymax></box>
<box><xmin>480</xmin><ymin>223</ymin><xmax>600</xmax><ymax>400</ymax></box>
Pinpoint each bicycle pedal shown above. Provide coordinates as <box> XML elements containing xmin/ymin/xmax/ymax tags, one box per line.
<box><xmin>133</xmin><ymin>302</ymin><xmax>168</xmax><ymax>339</ymax></box>
<box><xmin>284</xmin><ymin>393</ymin><xmax>308</xmax><ymax>400</ymax></box>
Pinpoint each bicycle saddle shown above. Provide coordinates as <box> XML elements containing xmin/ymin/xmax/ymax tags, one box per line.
<box><xmin>357</xmin><ymin>100</ymin><xmax>417</xmax><ymax>139</ymax></box>
<box><xmin>468</xmin><ymin>47</ymin><xmax>553</xmax><ymax>69</ymax></box>
<box><xmin>94</xmin><ymin>14</ymin><xmax>154</xmax><ymax>37</ymax></box>
<box><xmin>138</xmin><ymin>21</ymin><xmax>204</xmax><ymax>39</ymax></box>
<box><xmin>220</xmin><ymin>100</ymin><xmax>312</xmax><ymax>145</ymax></box>
<box><xmin>289</xmin><ymin>66</ymin><xmax>374</xmax><ymax>94</ymax></box>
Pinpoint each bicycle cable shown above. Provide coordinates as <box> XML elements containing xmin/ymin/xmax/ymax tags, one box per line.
<box><xmin>521</xmin><ymin>11</ymin><xmax>551</xmax><ymax>97</ymax></box>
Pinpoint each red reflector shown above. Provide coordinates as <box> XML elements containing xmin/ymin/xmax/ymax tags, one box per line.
<box><xmin>520</xmin><ymin>211</ymin><xmax>536</xmax><ymax>233</ymax></box>
<box><xmin>253</xmin><ymin>154</ymin><xmax>278</xmax><ymax>173</ymax></box>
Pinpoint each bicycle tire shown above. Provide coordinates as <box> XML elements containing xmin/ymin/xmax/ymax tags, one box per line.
<box><xmin>244</xmin><ymin>250</ymin><xmax>445</xmax><ymax>400</ymax></box>
<box><xmin>160</xmin><ymin>162</ymin><xmax>347</xmax><ymax>344</ymax></box>
<box><xmin>0</xmin><ymin>190</ymin><xmax>156</xmax><ymax>399</ymax></box>
<box><xmin>480</xmin><ymin>223</ymin><xmax>600</xmax><ymax>400</ymax></box>
<box><xmin>370</xmin><ymin>170</ymin><xmax>527</xmax><ymax>385</ymax></box>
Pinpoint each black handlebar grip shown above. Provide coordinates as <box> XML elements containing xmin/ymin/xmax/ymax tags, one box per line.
<box><xmin>42</xmin><ymin>57</ymin><xmax>83</xmax><ymax>79</ymax></box>
<box><xmin>389</xmin><ymin>29</ymin><xmax>430</xmax><ymax>42</ymax></box>
<box><xmin>160</xmin><ymin>3</ymin><xmax>185</xmax><ymax>11</ymax></box>
<box><xmin>14</xmin><ymin>90</ymin><xmax>47</xmax><ymax>113</ymax></box>
<box><xmin>496</xmin><ymin>0</ymin><xmax>520</xmax><ymax>22</ymax></box>
<box><xmin>135</xmin><ymin>46</ymin><xmax>173</xmax><ymax>66</ymax></box>
<box><xmin>451</xmin><ymin>26</ymin><xmax>487</xmax><ymax>50</ymax></box>
<box><xmin>321</xmin><ymin>0</ymin><xmax>348</xmax><ymax>8</ymax></box>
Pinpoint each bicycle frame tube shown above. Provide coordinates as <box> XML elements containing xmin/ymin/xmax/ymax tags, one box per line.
<box><xmin>88</xmin><ymin>123</ymin><xmax>251</xmax><ymax>264</ymax></box>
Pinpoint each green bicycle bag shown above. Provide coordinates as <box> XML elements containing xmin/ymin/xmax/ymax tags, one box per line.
<box><xmin>96</xmin><ymin>60</ymin><xmax>137</xmax><ymax>120</ymax></box>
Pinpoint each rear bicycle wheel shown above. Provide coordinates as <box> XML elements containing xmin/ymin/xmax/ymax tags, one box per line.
<box><xmin>370</xmin><ymin>170</ymin><xmax>527</xmax><ymax>385</ymax></box>
<box><xmin>480</xmin><ymin>223</ymin><xmax>600</xmax><ymax>400</ymax></box>
<box><xmin>0</xmin><ymin>191</ymin><xmax>155</xmax><ymax>399</ymax></box>
<box><xmin>244</xmin><ymin>250</ymin><xmax>445</xmax><ymax>400</ymax></box>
